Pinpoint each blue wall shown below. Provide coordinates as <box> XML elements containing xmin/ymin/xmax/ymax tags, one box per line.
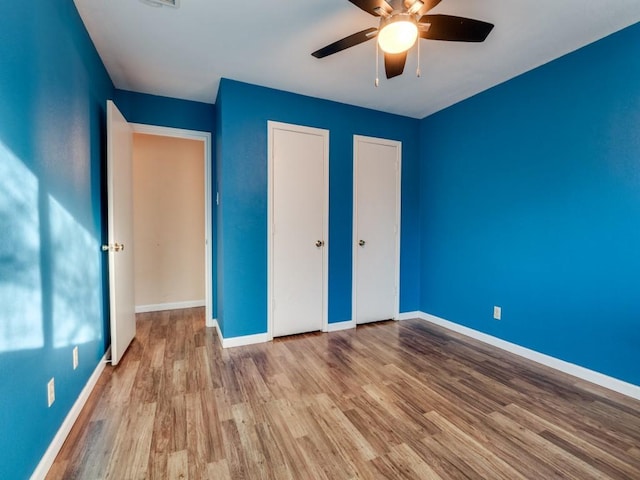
<box><xmin>0</xmin><ymin>1</ymin><xmax>113</xmax><ymax>478</ymax></box>
<box><xmin>216</xmin><ymin>79</ymin><xmax>420</xmax><ymax>338</ymax></box>
<box><xmin>114</xmin><ymin>89</ymin><xmax>215</xmax><ymax>134</ymax></box>
<box><xmin>419</xmin><ymin>23</ymin><xmax>640</xmax><ymax>385</ymax></box>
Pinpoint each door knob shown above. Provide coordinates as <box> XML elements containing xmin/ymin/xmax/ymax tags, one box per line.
<box><xmin>315</xmin><ymin>240</ymin><xmax>325</xmax><ymax>247</ymax></box>
<box><xmin>102</xmin><ymin>243</ymin><xmax>125</xmax><ymax>252</ymax></box>
<box><xmin>359</xmin><ymin>240</ymin><xmax>366</xmax><ymax>246</ymax></box>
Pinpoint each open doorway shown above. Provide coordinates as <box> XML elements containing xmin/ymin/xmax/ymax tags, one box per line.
<box><xmin>130</xmin><ymin>124</ymin><xmax>212</xmax><ymax>326</ymax></box>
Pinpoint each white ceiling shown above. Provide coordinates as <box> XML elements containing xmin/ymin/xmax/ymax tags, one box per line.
<box><xmin>74</xmin><ymin>0</ymin><xmax>640</xmax><ymax>119</ymax></box>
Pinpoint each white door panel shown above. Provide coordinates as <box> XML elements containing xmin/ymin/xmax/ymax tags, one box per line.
<box><xmin>353</xmin><ymin>136</ymin><xmax>400</xmax><ymax>324</ymax></box>
<box><xmin>106</xmin><ymin>100</ymin><xmax>136</xmax><ymax>365</ymax></box>
<box><xmin>269</xmin><ymin>122</ymin><xmax>328</xmax><ymax>337</ymax></box>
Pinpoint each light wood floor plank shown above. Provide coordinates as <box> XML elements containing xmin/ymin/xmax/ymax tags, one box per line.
<box><xmin>48</xmin><ymin>309</ymin><xmax>640</xmax><ymax>479</ymax></box>
<box><xmin>167</xmin><ymin>449</ymin><xmax>188</xmax><ymax>480</ymax></box>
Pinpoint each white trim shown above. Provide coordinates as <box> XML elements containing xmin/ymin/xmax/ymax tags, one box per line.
<box><xmin>130</xmin><ymin>123</ymin><xmax>214</xmax><ymax>328</ymax></box>
<box><xmin>396</xmin><ymin>311</ymin><xmax>422</xmax><ymax>321</ymax></box>
<box><xmin>327</xmin><ymin>320</ymin><xmax>357</xmax><ymax>332</ymax></box>
<box><xmin>210</xmin><ymin>317</ymin><xmax>222</xmax><ymax>342</ymax></box>
<box><xmin>402</xmin><ymin>311</ymin><xmax>640</xmax><ymax>401</ymax></box>
<box><xmin>220</xmin><ymin>331</ymin><xmax>271</xmax><ymax>349</ymax></box>
<box><xmin>267</xmin><ymin>121</ymin><xmax>330</xmax><ymax>340</ymax></box>
<box><xmin>211</xmin><ymin>317</ymin><xmax>269</xmax><ymax>348</ymax></box>
<box><xmin>135</xmin><ymin>300</ymin><xmax>205</xmax><ymax>313</ymax></box>
<box><xmin>352</xmin><ymin>135</ymin><xmax>402</xmax><ymax>326</ymax></box>
<box><xmin>217</xmin><ymin>319</ymin><xmax>357</xmax><ymax>346</ymax></box>
<box><xmin>31</xmin><ymin>354</ymin><xmax>107</xmax><ymax>480</ymax></box>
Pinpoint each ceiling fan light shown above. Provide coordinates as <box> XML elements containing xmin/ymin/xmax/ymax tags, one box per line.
<box><xmin>377</xmin><ymin>16</ymin><xmax>419</xmax><ymax>54</ymax></box>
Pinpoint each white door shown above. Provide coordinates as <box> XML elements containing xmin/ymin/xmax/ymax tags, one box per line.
<box><xmin>105</xmin><ymin>100</ymin><xmax>136</xmax><ymax>365</ymax></box>
<box><xmin>268</xmin><ymin>122</ymin><xmax>328</xmax><ymax>337</ymax></box>
<box><xmin>353</xmin><ymin>135</ymin><xmax>401</xmax><ymax>324</ymax></box>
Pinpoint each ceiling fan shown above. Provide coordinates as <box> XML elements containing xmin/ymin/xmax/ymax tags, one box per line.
<box><xmin>312</xmin><ymin>0</ymin><xmax>494</xmax><ymax>79</ymax></box>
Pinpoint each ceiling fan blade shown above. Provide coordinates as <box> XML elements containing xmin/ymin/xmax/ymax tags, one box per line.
<box><xmin>384</xmin><ymin>51</ymin><xmax>407</xmax><ymax>79</ymax></box>
<box><xmin>348</xmin><ymin>0</ymin><xmax>392</xmax><ymax>17</ymax></box>
<box><xmin>419</xmin><ymin>14</ymin><xmax>494</xmax><ymax>42</ymax></box>
<box><xmin>312</xmin><ymin>28</ymin><xmax>378</xmax><ymax>58</ymax></box>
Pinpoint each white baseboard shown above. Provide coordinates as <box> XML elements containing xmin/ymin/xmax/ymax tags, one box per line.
<box><xmin>212</xmin><ymin>318</ymin><xmax>221</xmax><ymax>337</ymax></box>
<box><xmin>31</xmin><ymin>354</ymin><xmax>107</xmax><ymax>480</ymax></box>
<box><xmin>397</xmin><ymin>311</ymin><xmax>422</xmax><ymax>321</ymax></box>
<box><xmin>401</xmin><ymin>311</ymin><xmax>640</xmax><ymax>401</ymax></box>
<box><xmin>327</xmin><ymin>320</ymin><xmax>356</xmax><ymax>332</ymax></box>
<box><xmin>215</xmin><ymin>323</ymin><xmax>270</xmax><ymax>349</ymax></box>
<box><xmin>207</xmin><ymin>317</ymin><xmax>218</xmax><ymax>329</ymax></box>
<box><xmin>215</xmin><ymin>319</ymin><xmax>356</xmax><ymax>346</ymax></box>
<box><xmin>135</xmin><ymin>300</ymin><xmax>205</xmax><ymax>313</ymax></box>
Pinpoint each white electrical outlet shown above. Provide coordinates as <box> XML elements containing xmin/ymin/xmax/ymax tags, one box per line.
<box><xmin>47</xmin><ymin>378</ymin><xmax>55</xmax><ymax>407</ymax></box>
<box><xmin>493</xmin><ymin>306</ymin><xmax>502</xmax><ymax>320</ymax></box>
<box><xmin>73</xmin><ymin>346</ymin><xmax>79</xmax><ymax>370</ymax></box>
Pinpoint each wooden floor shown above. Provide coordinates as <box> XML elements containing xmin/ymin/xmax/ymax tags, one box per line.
<box><xmin>48</xmin><ymin>308</ymin><xmax>640</xmax><ymax>479</ymax></box>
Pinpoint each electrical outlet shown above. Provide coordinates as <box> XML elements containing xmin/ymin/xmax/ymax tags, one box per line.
<box><xmin>47</xmin><ymin>378</ymin><xmax>55</xmax><ymax>407</ymax></box>
<box><xmin>493</xmin><ymin>306</ymin><xmax>502</xmax><ymax>320</ymax></box>
<box><xmin>73</xmin><ymin>346</ymin><xmax>79</xmax><ymax>370</ymax></box>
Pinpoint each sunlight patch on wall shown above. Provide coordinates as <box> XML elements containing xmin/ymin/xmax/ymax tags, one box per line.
<box><xmin>49</xmin><ymin>195</ymin><xmax>101</xmax><ymax>348</ymax></box>
<box><xmin>0</xmin><ymin>142</ymin><xmax>43</xmax><ymax>352</ymax></box>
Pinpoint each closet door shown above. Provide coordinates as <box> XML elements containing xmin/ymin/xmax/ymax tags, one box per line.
<box><xmin>353</xmin><ymin>135</ymin><xmax>401</xmax><ymax>324</ymax></box>
<box><xmin>269</xmin><ymin>122</ymin><xmax>328</xmax><ymax>337</ymax></box>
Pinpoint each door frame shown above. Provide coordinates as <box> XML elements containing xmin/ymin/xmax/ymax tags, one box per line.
<box><xmin>352</xmin><ymin>134</ymin><xmax>402</xmax><ymax>324</ymax></box>
<box><xmin>131</xmin><ymin>123</ymin><xmax>214</xmax><ymax>327</ymax></box>
<box><xmin>267</xmin><ymin>121</ymin><xmax>329</xmax><ymax>340</ymax></box>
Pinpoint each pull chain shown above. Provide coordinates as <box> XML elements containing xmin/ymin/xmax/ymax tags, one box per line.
<box><xmin>375</xmin><ymin>40</ymin><xmax>380</xmax><ymax>87</ymax></box>
<box><xmin>416</xmin><ymin>38</ymin><xmax>421</xmax><ymax>78</ymax></box>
